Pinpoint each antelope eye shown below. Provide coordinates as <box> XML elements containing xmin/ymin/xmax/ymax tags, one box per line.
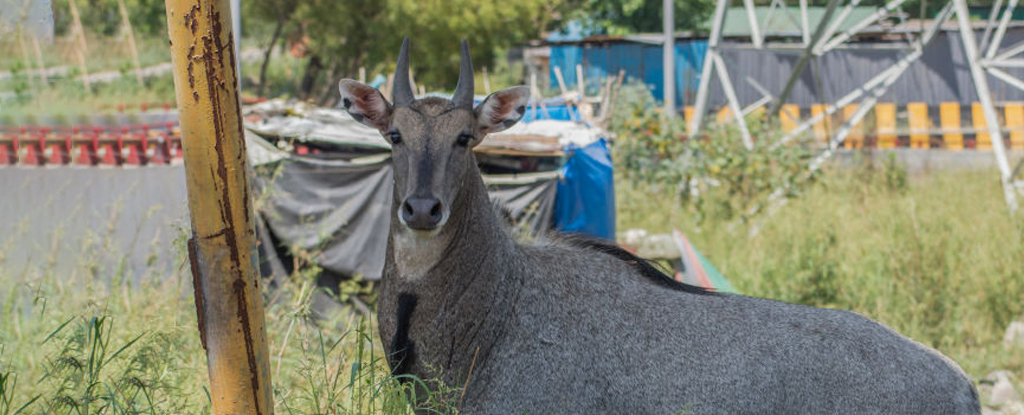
<box><xmin>456</xmin><ymin>133</ymin><xmax>473</xmax><ymax>147</ymax></box>
<box><xmin>388</xmin><ymin>131</ymin><xmax>402</xmax><ymax>144</ymax></box>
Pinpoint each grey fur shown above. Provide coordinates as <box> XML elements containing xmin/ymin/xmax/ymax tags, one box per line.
<box><xmin>349</xmin><ymin>42</ymin><xmax>981</xmax><ymax>415</ymax></box>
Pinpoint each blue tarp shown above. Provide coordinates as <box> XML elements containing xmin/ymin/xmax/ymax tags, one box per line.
<box><xmin>555</xmin><ymin>138</ymin><xmax>615</xmax><ymax>240</ymax></box>
<box><xmin>549</xmin><ymin>40</ymin><xmax>707</xmax><ymax>108</ymax></box>
<box><xmin>521</xmin><ymin>104</ymin><xmax>579</xmax><ymax>122</ymax></box>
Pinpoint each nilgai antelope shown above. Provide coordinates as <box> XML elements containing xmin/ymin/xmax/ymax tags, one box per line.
<box><xmin>338</xmin><ymin>39</ymin><xmax>980</xmax><ymax>414</ymax></box>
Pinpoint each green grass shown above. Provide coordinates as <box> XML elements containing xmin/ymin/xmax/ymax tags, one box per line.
<box><xmin>618</xmin><ymin>161</ymin><xmax>1024</xmax><ymax>381</ymax></box>
<box><xmin>2</xmin><ymin>148</ymin><xmax>1023</xmax><ymax>412</ymax></box>
<box><xmin>0</xmin><ymin>229</ymin><xmax>445</xmax><ymax>414</ymax></box>
<box><xmin>0</xmin><ymin>35</ymin><xmax>172</xmax><ymax>75</ymax></box>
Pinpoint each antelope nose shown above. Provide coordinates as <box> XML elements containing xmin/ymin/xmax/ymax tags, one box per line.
<box><xmin>401</xmin><ymin>197</ymin><xmax>444</xmax><ymax>230</ymax></box>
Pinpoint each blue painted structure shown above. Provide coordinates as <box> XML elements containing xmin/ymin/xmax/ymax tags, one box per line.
<box><xmin>548</xmin><ymin>40</ymin><xmax>708</xmax><ymax>108</ymax></box>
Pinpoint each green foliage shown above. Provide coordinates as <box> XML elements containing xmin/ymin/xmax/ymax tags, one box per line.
<box><xmin>568</xmin><ymin>0</ymin><xmax>715</xmax><ymax>35</ymax></box>
<box><xmin>241</xmin><ymin>0</ymin><xmax>564</xmax><ymax>101</ymax></box>
<box><xmin>609</xmin><ymin>83</ymin><xmax>815</xmax><ymax>223</ymax></box>
<box><xmin>0</xmin><ymin>226</ymin><xmax>449</xmax><ymax>415</ymax></box>
<box><xmin>52</xmin><ymin>0</ymin><xmax>167</xmax><ymax>38</ymax></box>
<box><xmin>375</xmin><ymin>0</ymin><xmax>560</xmax><ymax>89</ymax></box>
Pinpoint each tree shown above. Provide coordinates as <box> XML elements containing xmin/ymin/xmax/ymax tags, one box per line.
<box><xmin>568</xmin><ymin>0</ymin><xmax>716</xmax><ymax>35</ymax></box>
<box><xmin>52</xmin><ymin>0</ymin><xmax>167</xmax><ymax>37</ymax></box>
<box><xmin>243</xmin><ymin>0</ymin><xmax>566</xmax><ymax>104</ymax></box>
<box><xmin>245</xmin><ymin>0</ymin><xmax>300</xmax><ymax>97</ymax></box>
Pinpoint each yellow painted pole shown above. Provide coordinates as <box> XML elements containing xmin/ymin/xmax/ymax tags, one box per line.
<box><xmin>163</xmin><ymin>1</ymin><xmax>274</xmax><ymax>414</ymax></box>
<box><xmin>940</xmin><ymin>102</ymin><xmax>964</xmax><ymax>150</ymax></box>
<box><xmin>1006</xmin><ymin>103</ymin><xmax>1024</xmax><ymax>150</ymax></box>
<box><xmin>907</xmin><ymin>102</ymin><xmax>930</xmax><ymax>149</ymax></box>
<box><xmin>842</xmin><ymin>104</ymin><xmax>864</xmax><ymax>149</ymax></box>
<box><xmin>972</xmin><ymin>102</ymin><xmax>993</xmax><ymax>150</ymax></box>
<box><xmin>779</xmin><ymin>104</ymin><xmax>800</xmax><ymax>135</ymax></box>
<box><xmin>811</xmin><ymin>104</ymin><xmax>831</xmax><ymax>144</ymax></box>
<box><xmin>716</xmin><ymin>106</ymin><xmax>733</xmax><ymax>124</ymax></box>
<box><xmin>875</xmin><ymin>103</ymin><xmax>897</xmax><ymax>149</ymax></box>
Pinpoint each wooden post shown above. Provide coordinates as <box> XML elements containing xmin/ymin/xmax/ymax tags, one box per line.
<box><xmin>530</xmin><ymin>71</ymin><xmax>548</xmax><ymax>118</ymax></box>
<box><xmin>408</xmin><ymin>68</ymin><xmax>417</xmax><ymax>98</ymax></box>
<box><xmin>575</xmin><ymin>64</ymin><xmax>586</xmax><ymax>104</ymax></box>
<box><xmin>163</xmin><ymin>0</ymin><xmax>274</xmax><ymax>414</ymax></box>
<box><xmin>601</xmin><ymin>69</ymin><xmax>626</xmax><ymax>128</ymax></box>
<box><xmin>552</xmin><ymin>65</ymin><xmax>577</xmax><ymax>118</ymax></box>
<box><xmin>482</xmin><ymin>66</ymin><xmax>492</xmax><ymax>95</ymax></box>
<box><xmin>118</xmin><ymin>0</ymin><xmax>145</xmax><ymax>84</ymax></box>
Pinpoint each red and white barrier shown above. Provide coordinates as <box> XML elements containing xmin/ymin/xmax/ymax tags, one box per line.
<box><xmin>0</xmin><ymin>122</ymin><xmax>182</xmax><ymax>167</ymax></box>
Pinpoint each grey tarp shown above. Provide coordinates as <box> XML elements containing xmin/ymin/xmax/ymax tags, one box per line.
<box><xmin>249</xmin><ymin>135</ymin><xmax>558</xmax><ymax>281</ymax></box>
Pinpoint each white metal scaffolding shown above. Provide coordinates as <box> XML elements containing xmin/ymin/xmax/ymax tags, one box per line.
<box><xmin>688</xmin><ymin>0</ymin><xmax>1023</xmax><ymax>213</ymax></box>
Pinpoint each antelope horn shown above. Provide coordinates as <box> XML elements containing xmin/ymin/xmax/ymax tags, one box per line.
<box><xmin>392</xmin><ymin>37</ymin><xmax>414</xmax><ymax>106</ymax></box>
<box><xmin>452</xmin><ymin>39</ymin><xmax>475</xmax><ymax>109</ymax></box>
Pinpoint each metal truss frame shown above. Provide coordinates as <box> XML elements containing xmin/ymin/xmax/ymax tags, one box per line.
<box><xmin>688</xmin><ymin>0</ymin><xmax>1022</xmax><ymax>213</ymax></box>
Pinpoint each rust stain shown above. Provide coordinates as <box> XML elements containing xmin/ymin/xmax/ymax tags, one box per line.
<box><xmin>187</xmin><ymin>45</ymin><xmax>196</xmax><ymax>92</ymax></box>
<box><xmin>233</xmin><ymin>279</ymin><xmax>263</xmax><ymax>415</ymax></box>
<box><xmin>200</xmin><ymin>9</ymin><xmax>264</xmax><ymax>412</ymax></box>
<box><xmin>188</xmin><ymin>237</ymin><xmax>208</xmax><ymax>351</ymax></box>
<box><xmin>183</xmin><ymin>4</ymin><xmax>199</xmax><ymax>35</ymax></box>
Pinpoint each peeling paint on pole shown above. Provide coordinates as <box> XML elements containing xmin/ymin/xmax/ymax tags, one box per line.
<box><xmin>164</xmin><ymin>0</ymin><xmax>275</xmax><ymax>413</ymax></box>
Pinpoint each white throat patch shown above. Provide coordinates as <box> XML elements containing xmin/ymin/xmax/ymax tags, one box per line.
<box><xmin>392</xmin><ymin>229</ymin><xmax>448</xmax><ymax>280</ymax></box>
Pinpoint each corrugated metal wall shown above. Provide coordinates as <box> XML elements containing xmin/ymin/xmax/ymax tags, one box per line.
<box><xmin>549</xmin><ymin>28</ymin><xmax>1024</xmax><ymax>111</ymax></box>
<box><xmin>549</xmin><ymin>40</ymin><xmax>708</xmax><ymax>107</ymax></box>
<box><xmin>712</xmin><ymin>29</ymin><xmax>1024</xmax><ymax>109</ymax></box>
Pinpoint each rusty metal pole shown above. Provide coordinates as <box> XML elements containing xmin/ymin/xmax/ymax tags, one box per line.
<box><xmin>163</xmin><ymin>0</ymin><xmax>275</xmax><ymax>414</ymax></box>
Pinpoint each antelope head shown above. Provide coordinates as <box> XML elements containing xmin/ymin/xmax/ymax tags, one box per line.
<box><xmin>339</xmin><ymin>38</ymin><xmax>530</xmax><ymax>234</ymax></box>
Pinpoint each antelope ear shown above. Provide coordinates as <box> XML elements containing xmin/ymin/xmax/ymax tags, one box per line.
<box><xmin>475</xmin><ymin>86</ymin><xmax>531</xmax><ymax>135</ymax></box>
<box><xmin>339</xmin><ymin>79</ymin><xmax>392</xmax><ymax>132</ymax></box>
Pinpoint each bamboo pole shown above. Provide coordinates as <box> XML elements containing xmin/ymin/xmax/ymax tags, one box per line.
<box><xmin>118</xmin><ymin>0</ymin><xmax>145</xmax><ymax>84</ymax></box>
<box><xmin>30</xmin><ymin>35</ymin><xmax>47</xmax><ymax>85</ymax></box>
<box><xmin>68</xmin><ymin>0</ymin><xmax>92</xmax><ymax>92</ymax></box>
<box><xmin>68</xmin><ymin>0</ymin><xmax>88</xmax><ymax>53</ymax></box>
<box><xmin>551</xmin><ymin>65</ymin><xmax>576</xmax><ymax>116</ymax></box>
<box><xmin>163</xmin><ymin>0</ymin><xmax>275</xmax><ymax>414</ymax></box>
<box><xmin>482</xmin><ymin>66</ymin><xmax>491</xmax><ymax>95</ymax></box>
<box><xmin>17</xmin><ymin>31</ymin><xmax>36</xmax><ymax>92</ymax></box>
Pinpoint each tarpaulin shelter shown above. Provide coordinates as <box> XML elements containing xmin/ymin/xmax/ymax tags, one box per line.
<box><xmin>244</xmin><ymin>101</ymin><xmax>615</xmax><ymax>284</ymax></box>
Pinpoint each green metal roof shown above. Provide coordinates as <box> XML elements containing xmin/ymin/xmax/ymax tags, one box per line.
<box><xmin>722</xmin><ymin>6</ymin><xmax>878</xmax><ymax>37</ymax></box>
